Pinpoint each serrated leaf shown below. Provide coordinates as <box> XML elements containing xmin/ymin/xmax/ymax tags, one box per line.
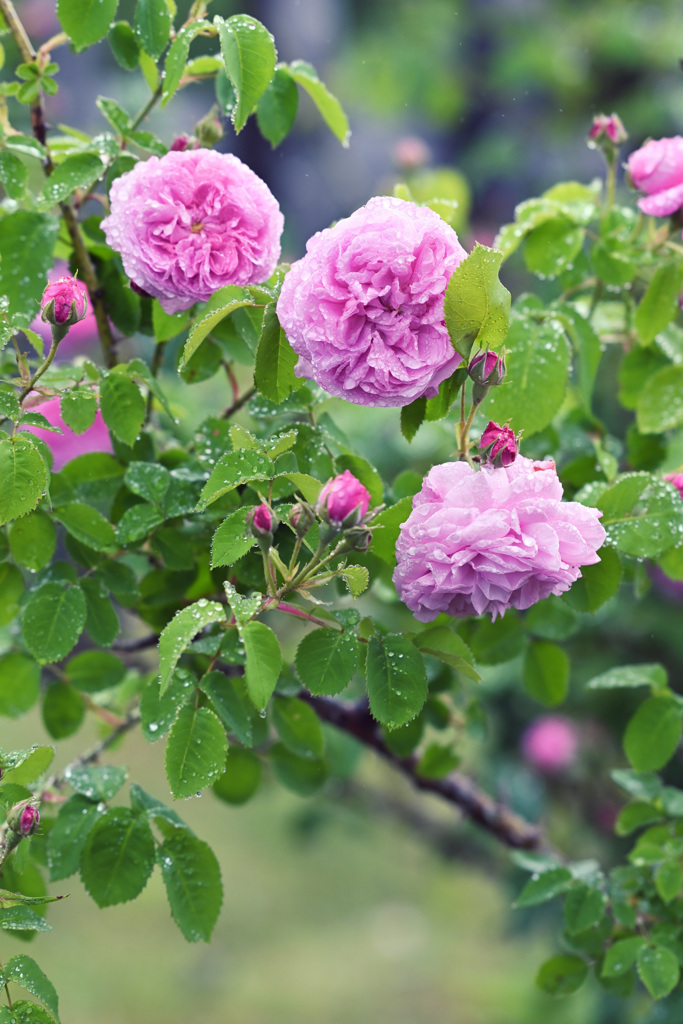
<box><xmin>588</xmin><ymin>663</ymin><xmax>667</xmax><ymax>691</ymax></box>
<box><xmin>211</xmin><ymin>507</ymin><xmax>256</xmax><ymax>567</ymax></box>
<box><xmin>196</xmin><ymin>449</ymin><xmax>273</xmax><ymax>510</ymax></box>
<box><xmin>295</xmin><ymin>629</ymin><xmax>358</xmax><ymax>697</ymax></box>
<box><xmin>80</xmin><ymin>808</ymin><xmax>155</xmax><ymax>907</ymax></box>
<box><xmin>256</xmin><ymin>67</ymin><xmax>298</xmax><ymax>146</ymax></box>
<box><xmin>64</xmin><ymin>764</ymin><xmax>127</xmax><ymax>801</ymax></box>
<box><xmin>124</xmin><ymin>461</ymin><xmax>170</xmax><ymax>507</ymax></box>
<box><xmin>162</xmin><ymin>21</ymin><xmax>209</xmax><ymax>106</ymax></box>
<box><xmin>563</xmin><ymin>885</ymin><xmax>607</xmax><ymax>934</ymax></box>
<box><xmin>624</xmin><ymin>697</ymin><xmax>683</xmax><ymax>772</ymax></box>
<box><xmin>134</xmin><ymin>0</ymin><xmax>172</xmax><ymax>59</ymax></box>
<box><xmin>340</xmin><ymin>565</ymin><xmax>369</xmax><ymax>597</ymax></box>
<box><xmin>0</xmin><ymin>908</ymin><xmax>51</xmax><ymax>933</ymax></box>
<box><xmin>216</xmin><ymin>14</ymin><xmax>276</xmax><ymax>134</ymax></box>
<box><xmin>536</xmin><ymin>954</ymin><xmax>588</xmax><ymax>996</ymax></box>
<box><xmin>57</xmin><ymin>0</ymin><xmax>118</xmax><ymax>50</ymax></box>
<box><xmin>108</xmin><ymin>21</ymin><xmax>140</xmax><ymax>70</ymax></box>
<box><xmin>253</xmin><ymin>302</ymin><xmax>297</xmax><ymax>402</ymax></box>
<box><xmin>369</xmin><ymin>496</ymin><xmax>413</xmax><ymax>567</ymax></box>
<box><xmin>60</xmin><ymin>390</ymin><xmax>97</xmax><ymax>434</ymax></box>
<box><xmin>0</xmin><ymin>436</ymin><xmax>47</xmax><ymax>526</ymax></box>
<box><xmin>199</xmin><ymin>671</ymin><xmax>254</xmax><ymax>746</ymax></box>
<box><xmin>272</xmin><ymin>697</ymin><xmax>324</xmax><ymax>758</ymax></box>
<box><xmin>563</xmin><ymin>545</ymin><xmax>622</xmax><ymax>613</ymax></box>
<box><xmin>635</xmin><ymin>261</ymin><xmax>683</xmax><ymax>346</ymax></box>
<box><xmin>513</xmin><ymin>866</ymin><xmax>573</xmax><ymax>908</ymax></box>
<box><xmin>165</xmin><ymin>704</ymin><xmax>228</xmax><ymax>798</ymax></box>
<box><xmin>366</xmin><ymin>633</ymin><xmax>428</xmax><ymax>729</ymax></box>
<box><xmin>95</xmin><ymin>96</ymin><xmax>131</xmax><ymax>134</ymax></box>
<box><xmin>129</xmin><ymin>784</ymin><xmax>193</xmax><ymax>833</ymax></box>
<box><xmin>37</xmin><ymin>153</ymin><xmax>105</xmax><ymax>209</ymax></box>
<box><xmin>0</xmin><ymin>211</ymin><xmax>59</xmax><ymax>318</ymax></box>
<box><xmin>444</xmin><ymin>243</ymin><xmax>511</xmax><ymax>360</ymax></box>
<box><xmin>655</xmin><ymin>860</ymin><xmax>683</xmax><ymax>903</ymax></box>
<box><xmin>158</xmin><ymin>600</ymin><xmax>225</xmax><ymax>693</ymax></box>
<box><xmin>637</xmin><ymin>945</ymin><xmax>680</xmax><ymax>1000</ymax></box>
<box><xmin>22</xmin><ymin>582</ymin><xmax>86</xmax><ymax>664</ymax></box>
<box><xmin>0</xmin><ymin>745</ymin><xmax>54</xmax><ymax>787</ymax></box>
<box><xmin>595</xmin><ymin>474</ymin><xmax>683</xmax><ymax>558</ymax></box>
<box><xmin>637</xmin><ymin>365</ymin><xmax>683</xmax><ymax>433</ymax></box>
<box><xmin>1</xmin><ymin>956</ymin><xmax>59</xmax><ymax>1020</ymax></box>
<box><xmin>413</xmin><ymin>626</ymin><xmax>481</xmax><ymax>683</ymax></box>
<box><xmin>99</xmin><ymin>371</ymin><xmax>145</xmax><ymax>447</ymax></box>
<box><xmin>47</xmin><ymin>793</ymin><xmax>105</xmax><ymax>881</ymax></box>
<box><xmin>140</xmin><ymin>667</ymin><xmax>196</xmax><ymax>742</ymax></box>
<box><xmin>241</xmin><ymin>620</ymin><xmax>281</xmax><ymax>709</ymax></box>
<box><xmin>286</xmin><ymin>60</ymin><xmax>349</xmax><ymax>146</ymax></box>
<box><xmin>53</xmin><ymin>502</ymin><xmax>116</xmax><ymax>551</ymax></box>
<box><xmin>8</xmin><ymin>512</ymin><xmax>55</xmax><ymax>572</ymax></box>
<box><xmin>157</xmin><ymin>829</ymin><xmax>222</xmax><ymax>942</ymax></box>
<box><xmin>523</xmin><ymin>640</ymin><xmax>569</xmax><ymax>707</ymax></box>
<box><xmin>181</xmin><ymin>288</ymin><xmax>254</xmax><ymax>366</ymax></box>
<box><xmin>400</xmin><ymin>398</ymin><xmax>426</xmax><ymax>443</ymax></box>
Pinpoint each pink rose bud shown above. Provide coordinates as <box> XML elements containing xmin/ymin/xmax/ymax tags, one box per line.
<box><xmin>392</xmin><ymin>135</ymin><xmax>432</xmax><ymax>170</ymax></box>
<box><xmin>170</xmin><ymin>135</ymin><xmax>190</xmax><ymax>151</ymax></box>
<box><xmin>479</xmin><ymin>421</ymin><xmax>517</xmax><ymax>468</ymax></box>
<box><xmin>317</xmin><ymin>470</ymin><xmax>371</xmax><ymax>527</ymax></box>
<box><xmin>7</xmin><ymin>800</ymin><xmax>40</xmax><ymax>836</ymax></box>
<box><xmin>588</xmin><ymin>113</ymin><xmax>627</xmax><ymax>146</ymax></box>
<box><xmin>665</xmin><ymin>472</ymin><xmax>683</xmax><ymax>499</ymax></box>
<box><xmin>40</xmin><ymin>276</ymin><xmax>88</xmax><ymax>327</ymax></box>
<box><xmin>521</xmin><ymin>716</ymin><xmax>579</xmax><ymax>773</ymax></box>
<box><xmin>249</xmin><ymin>503</ymin><xmax>273</xmax><ymax>536</ymax></box>
<box><xmin>468</xmin><ymin>350</ymin><xmax>506</xmax><ymax>386</ymax></box>
<box><xmin>290</xmin><ymin>502</ymin><xmax>315</xmax><ymax>537</ymax></box>
<box><xmin>627</xmin><ymin>136</ymin><xmax>683</xmax><ymax>217</ymax></box>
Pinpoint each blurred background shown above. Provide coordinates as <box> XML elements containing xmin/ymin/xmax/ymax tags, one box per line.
<box><xmin>6</xmin><ymin>0</ymin><xmax>683</xmax><ymax>1021</ymax></box>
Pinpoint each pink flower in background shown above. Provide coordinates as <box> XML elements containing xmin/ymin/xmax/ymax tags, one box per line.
<box><xmin>101</xmin><ymin>150</ymin><xmax>283</xmax><ymax>314</ymax></box>
<box><xmin>665</xmin><ymin>472</ymin><xmax>683</xmax><ymax>498</ymax></box>
<box><xmin>276</xmin><ymin>197</ymin><xmax>467</xmax><ymax>407</ymax></box>
<box><xmin>521</xmin><ymin>716</ymin><xmax>579</xmax><ymax>773</ymax></box>
<box><xmin>22</xmin><ymin>397</ymin><xmax>113</xmax><ymax>472</ymax></box>
<box><xmin>41</xmin><ymin>275</ymin><xmax>88</xmax><ymax>325</ymax></box>
<box><xmin>627</xmin><ymin>136</ymin><xmax>683</xmax><ymax>217</ymax></box>
<box><xmin>393</xmin><ymin>456</ymin><xmax>605</xmax><ymax>622</ymax></box>
<box><xmin>317</xmin><ymin>470</ymin><xmax>371</xmax><ymax>526</ymax></box>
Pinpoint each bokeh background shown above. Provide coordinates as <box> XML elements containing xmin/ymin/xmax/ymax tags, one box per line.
<box><xmin>5</xmin><ymin>1</ymin><xmax>683</xmax><ymax>1021</ymax></box>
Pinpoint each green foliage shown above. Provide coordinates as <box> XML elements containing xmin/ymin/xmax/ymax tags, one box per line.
<box><xmin>444</xmin><ymin>244</ymin><xmax>510</xmax><ymax>360</ymax></box>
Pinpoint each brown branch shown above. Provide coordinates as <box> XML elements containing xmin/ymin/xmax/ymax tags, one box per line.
<box><xmin>299</xmin><ymin>691</ymin><xmax>548</xmax><ymax>852</ymax></box>
<box><xmin>44</xmin><ymin>709</ymin><xmax>141</xmax><ymax>792</ymax></box>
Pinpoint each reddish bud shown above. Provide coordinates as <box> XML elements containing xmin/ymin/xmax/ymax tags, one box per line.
<box><xmin>316</xmin><ymin>471</ymin><xmax>371</xmax><ymax>527</ymax></box>
<box><xmin>248</xmin><ymin>503</ymin><xmax>274</xmax><ymax>539</ymax></box>
<box><xmin>8</xmin><ymin>800</ymin><xmax>40</xmax><ymax>836</ymax></box>
<box><xmin>588</xmin><ymin>113</ymin><xmax>627</xmax><ymax>147</ymax></box>
<box><xmin>290</xmin><ymin>502</ymin><xmax>315</xmax><ymax>537</ymax></box>
<box><xmin>468</xmin><ymin>350</ymin><xmax>506</xmax><ymax>387</ymax></box>
<box><xmin>665</xmin><ymin>472</ymin><xmax>683</xmax><ymax>499</ymax></box>
<box><xmin>479</xmin><ymin>421</ymin><xmax>518</xmax><ymax>468</ymax></box>
<box><xmin>40</xmin><ymin>276</ymin><xmax>88</xmax><ymax>327</ymax></box>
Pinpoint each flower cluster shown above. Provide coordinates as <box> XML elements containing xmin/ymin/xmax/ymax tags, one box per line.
<box><xmin>393</xmin><ymin>456</ymin><xmax>605</xmax><ymax>621</ymax></box>
<box><xmin>276</xmin><ymin>196</ymin><xmax>467</xmax><ymax>407</ymax></box>
<box><xmin>102</xmin><ymin>150</ymin><xmax>283</xmax><ymax>314</ymax></box>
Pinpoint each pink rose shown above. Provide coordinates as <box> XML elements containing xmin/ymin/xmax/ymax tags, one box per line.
<box><xmin>521</xmin><ymin>716</ymin><xmax>579</xmax><ymax>773</ymax></box>
<box><xmin>101</xmin><ymin>150</ymin><xmax>284</xmax><ymax>314</ymax></box>
<box><xmin>317</xmin><ymin>471</ymin><xmax>371</xmax><ymax>526</ymax></box>
<box><xmin>627</xmin><ymin>136</ymin><xmax>683</xmax><ymax>217</ymax></box>
<box><xmin>393</xmin><ymin>456</ymin><xmax>606</xmax><ymax>621</ymax></box>
<box><xmin>250</xmin><ymin>503</ymin><xmax>273</xmax><ymax>536</ymax></box>
<box><xmin>479</xmin><ymin>420</ymin><xmax>517</xmax><ymax>468</ymax></box>
<box><xmin>41</xmin><ymin>275</ymin><xmax>88</xmax><ymax>325</ymax></box>
<box><xmin>21</xmin><ymin>397</ymin><xmax>113</xmax><ymax>471</ymax></box>
<box><xmin>664</xmin><ymin>472</ymin><xmax>683</xmax><ymax>498</ymax></box>
<box><xmin>276</xmin><ymin>197</ymin><xmax>467</xmax><ymax>407</ymax></box>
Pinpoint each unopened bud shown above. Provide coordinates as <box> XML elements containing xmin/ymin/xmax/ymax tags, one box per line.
<box><xmin>170</xmin><ymin>134</ymin><xmax>198</xmax><ymax>152</ymax></box>
<box><xmin>247</xmin><ymin>503</ymin><xmax>276</xmax><ymax>550</ymax></box>
<box><xmin>316</xmin><ymin>471</ymin><xmax>371</xmax><ymax>529</ymax></box>
<box><xmin>290</xmin><ymin>502</ymin><xmax>315</xmax><ymax>537</ymax></box>
<box><xmin>195</xmin><ymin>105</ymin><xmax>224</xmax><ymax>148</ymax></box>
<box><xmin>479</xmin><ymin>420</ymin><xmax>518</xmax><ymax>468</ymax></box>
<box><xmin>40</xmin><ymin>276</ymin><xmax>88</xmax><ymax>332</ymax></box>
<box><xmin>469</xmin><ymin>351</ymin><xmax>506</xmax><ymax>387</ymax></box>
<box><xmin>588</xmin><ymin>112</ymin><xmax>627</xmax><ymax>148</ymax></box>
<box><xmin>344</xmin><ymin>525</ymin><xmax>372</xmax><ymax>552</ymax></box>
<box><xmin>8</xmin><ymin>800</ymin><xmax>40</xmax><ymax>837</ymax></box>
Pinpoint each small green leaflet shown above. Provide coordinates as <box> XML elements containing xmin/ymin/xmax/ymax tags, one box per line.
<box><xmin>366</xmin><ymin>633</ymin><xmax>428</xmax><ymax>729</ymax></box>
<box><xmin>254</xmin><ymin>303</ymin><xmax>298</xmax><ymax>402</ymax></box>
<box><xmin>444</xmin><ymin>243</ymin><xmax>510</xmax><ymax>360</ymax></box>
<box><xmin>241</xmin><ymin>620</ymin><xmax>282</xmax><ymax>709</ymax></box>
<box><xmin>215</xmin><ymin>15</ymin><xmax>277</xmax><ymax>134</ymax></box>
<box><xmin>0</xmin><ymin>436</ymin><xmax>47</xmax><ymax>526</ymax></box>
<box><xmin>57</xmin><ymin>0</ymin><xmax>118</xmax><ymax>51</ymax></box>
<box><xmin>157</xmin><ymin>829</ymin><xmax>223</xmax><ymax>942</ymax></box>
<box><xmin>80</xmin><ymin>808</ymin><xmax>155</xmax><ymax>907</ymax></box>
<box><xmin>165</xmin><ymin>705</ymin><xmax>228</xmax><ymax>798</ymax></box>
<box><xmin>296</xmin><ymin>628</ymin><xmax>358</xmax><ymax>696</ymax></box>
<box><xmin>159</xmin><ymin>600</ymin><xmax>225</xmax><ymax>693</ymax></box>
<box><xmin>623</xmin><ymin>696</ymin><xmax>683</xmax><ymax>772</ymax></box>
<box><xmin>211</xmin><ymin>507</ymin><xmax>256</xmax><ymax>567</ymax></box>
<box><xmin>181</xmin><ymin>287</ymin><xmax>256</xmax><ymax>367</ymax></box>
<box><xmin>196</xmin><ymin>449</ymin><xmax>273</xmax><ymax>510</ymax></box>
<box><xmin>0</xmin><ymin>956</ymin><xmax>60</xmax><ymax>1021</ymax></box>
<box><xmin>162</xmin><ymin>22</ymin><xmax>209</xmax><ymax>106</ymax></box>
<box><xmin>286</xmin><ymin>60</ymin><xmax>350</xmax><ymax>146</ymax></box>
<box><xmin>37</xmin><ymin>153</ymin><xmax>105</xmax><ymax>210</ymax></box>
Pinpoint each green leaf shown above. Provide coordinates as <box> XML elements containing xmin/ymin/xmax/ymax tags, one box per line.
<box><xmin>563</xmin><ymin>886</ymin><xmax>607</xmax><ymax>934</ymax></box>
<box><xmin>587</xmin><ymin>663</ymin><xmax>667</xmax><ymax>691</ymax></box>
<box><xmin>81</xmin><ymin>808</ymin><xmax>155</xmax><ymax>907</ymax></box>
<box><xmin>0</xmin><ymin>908</ymin><xmax>51</xmax><ymax>933</ymax></box>
<box><xmin>536</xmin><ymin>954</ymin><xmax>588</xmax><ymax>996</ymax></box>
<box><xmin>340</xmin><ymin>565</ymin><xmax>369</xmax><ymax>597</ymax></box>
<box><xmin>116</xmin><ymin>504</ymin><xmax>165</xmax><ymax>545</ymax></box>
<box><xmin>199</xmin><ymin>671</ymin><xmax>254</xmax><ymax>746</ymax></box>
<box><xmin>81</xmin><ymin>576</ymin><xmax>120</xmax><ymax>646</ymax></box>
<box><xmin>134</xmin><ymin>0</ymin><xmax>172</xmax><ymax>59</ymax></box>
<box><xmin>413</xmin><ymin>626</ymin><xmax>481</xmax><ymax>683</ymax></box>
<box><xmin>443</xmin><ymin>243</ymin><xmax>511</xmax><ymax>360</ymax></box>
<box><xmin>162</xmin><ymin>22</ymin><xmax>208</xmax><ymax>106</ymax></box>
<box><xmin>269</xmin><ymin>742</ymin><xmax>328</xmax><ymax>796</ymax></box>
<box><xmin>211</xmin><ymin>507</ymin><xmax>256</xmax><ymax>568</ymax></box>
<box><xmin>635</xmin><ymin>261</ymin><xmax>683</xmax><ymax>346</ymax></box>
<box><xmin>655</xmin><ymin>860</ymin><xmax>683</xmax><ymax>903</ymax></box>
<box><xmin>400</xmin><ymin>398</ymin><xmax>426</xmax><ymax>443</ymax></box>
<box><xmin>53</xmin><ymin>502</ymin><xmax>116</xmax><ymax>551</ymax></box>
<box><xmin>0</xmin><ymin>150</ymin><xmax>27</xmax><ymax>200</ymax></box>
<box><xmin>22</xmin><ymin>582</ymin><xmax>86</xmax><ymax>664</ymax></box>
<box><xmin>108</xmin><ymin>21</ymin><xmax>140</xmax><ymax>70</ymax></box>
<box><xmin>158</xmin><ymin>600</ymin><xmax>225</xmax><ymax>693</ymax></box>
<box><xmin>165</xmin><ymin>704</ymin><xmax>228</xmax><ymax>798</ymax></box>
<box><xmin>253</xmin><ymin>303</ymin><xmax>298</xmax><ymax>403</ymax></box>
<box><xmin>637</xmin><ymin>365</ymin><xmax>683</xmax><ymax>433</ymax></box>
<box><xmin>286</xmin><ymin>60</ymin><xmax>350</xmax><ymax>146</ymax></box>
<box><xmin>486</xmin><ymin>315</ymin><xmax>570</xmax><ymax>436</ymax></box>
<box><xmin>8</xmin><ymin>512</ymin><xmax>56</xmax><ymax>571</ymax></box>
<box><xmin>563</xmin><ymin>545</ymin><xmax>622</xmax><ymax>613</ymax></box>
<box><xmin>256</xmin><ymin>67</ymin><xmax>298</xmax><ymax>146</ymax></box>
<box><xmin>95</xmin><ymin>96</ymin><xmax>131</xmax><ymax>135</ymax></box>
<box><xmin>523</xmin><ymin>640</ymin><xmax>569</xmax><ymax>706</ymax></box>
<box><xmin>624</xmin><ymin>697</ymin><xmax>683</xmax><ymax>772</ymax></box>
<box><xmin>416</xmin><ymin>743</ymin><xmax>459</xmax><ymax>779</ymax></box>
<box><xmin>0</xmin><ymin>436</ymin><xmax>47</xmax><ymax>526</ymax></box>
<box><xmin>140</xmin><ymin>667</ymin><xmax>195</xmax><ymax>742</ymax></box>
<box><xmin>272</xmin><ymin>697</ymin><xmax>324</xmax><ymax>758</ymax></box>
<box><xmin>47</xmin><ymin>794</ymin><xmax>106</xmax><ymax>881</ymax></box>
<box><xmin>42</xmin><ymin>681</ymin><xmax>84</xmax><ymax>739</ymax></box>
<box><xmin>513</xmin><ymin>866</ymin><xmax>573</xmax><ymax>908</ymax></box>
<box><xmin>615</xmin><ymin>801</ymin><xmax>663</xmax><ymax>836</ymax></box>
<box><xmin>369</xmin><ymin>497</ymin><xmax>412</xmax><ymax>567</ymax></box>
<box><xmin>1</xmin><ymin>955</ymin><xmax>59</xmax><ymax>1021</ymax></box>
<box><xmin>129</xmin><ymin>784</ymin><xmax>193</xmax><ymax>833</ymax></box>
<box><xmin>611</xmin><ymin>769</ymin><xmax>662</xmax><ymax>802</ymax></box>
<box><xmin>524</xmin><ymin>217</ymin><xmax>585</xmax><ymax>279</ymax></box>
<box><xmin>37</xmin><ymin>153</ymin><xmax>105</xmax><ymax>209</ymax></box>
<box><xmin>99</xmin><ymin>371</ymin><xmax>145</xmax><ymax>447</ymax></box>
<box><xmin>0</xmin><ymin>746</ymin><xmax>54</xmax><ymax>786</ymax></box>
<box><xmin>470</xmin><ymin>613</ymin><xmax>526</xmax><ymax>665</ymax></box>
<box><xmin>223</xmin><ymin>582</ymin><xmax>263</xmax><ymax>625</ymax></box>
<box><xmin>637</xmin><ymin>945</ymin><xmax>680</xmax><ymax>1000</ymax></box>
<box><xmin>241</xmin><ymin>620</ymin><xmax>281</xmax><ymax>709</ymax></box>
<box><xmin>0</xmin><ymin>564</ymin><xmax>25</xmax><ymax>625</ymax></box>
<box><xmin>57</xmin><ymin>0</ymin><xmax>118</xmax><ymax>50</ymax></box>
<box><xmin>64</xmin><ymin>764</ymin><xmax>127</xmax><ymax>802</ymax></box>
<box><xmin>196</xmin><ymin>449</ymin><xmax>273</xmax><ymax>510</ymax></box>
<box><xmin>366</xmin><ymin>633</ymin><xmax>428</xmax><ymax>729</ymax></box>
<box><xmin>124</xmin><ymin>461</ymin><xmax>170</xmax><ymax>507</ymax></box>
<box><xmin>182</xmin><ymin>287</ymin><xmax>254</xmax><ymax>366</ymax></box>
<box><xmin>0</xmin><ymin>211</ymin><xmax>59</xmax><ymax>318</ymax></box>
<box><xmin>157</xmin><ymin>829</ymin><xmax>222</xmax><ymax>942</ymax></box>
<box><xmin>557</xmin><ymin>304</ymin><xmax>602</xmax><ymax>411</ymax></box>
<box><xmin>0</xmin><ymin>653</ymin><xmax>40</xmax><ymax>718</ymax></box>
<box><xmin>212</xmin><ymin>748</ymin><xmax>261</xmax><ymax>805</ymax></box>
<box><xmin>215</xmin><ymin>14</ymin><xmax>276</xmax><ymax>134</ymax></box>
<box><xmin>60</xmin><ymin>390</ymin><xmax>97</xmax><ymax>434</ymax></box>
<box><xmin>593</xmin><ymin>474</ymin><xmax>683</xmax><ymax>558</ymax></box>
<box><xmin>295</xmin><ymin>629</ymin><xmax>358</xmax><ymax>697</ymax></box>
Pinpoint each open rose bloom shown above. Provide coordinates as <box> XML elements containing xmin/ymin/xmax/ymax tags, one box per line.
<box><xmin>276</xmin><ymin>196</ymin><xmax>467</xmax><ymax>407</ymax></box>
<box><xmin>101</xmin><ymin>150</ymin><xmax>283</xmax><ymax>314</ymax></box>
<box><xmin>394</xmin><ymin>457</ymin><xmax>606</xmax><ymax>621</ymax></box>
<box><xmin>627</xmin><ymin>136</ymin><xmax>683</xmax><ymax>217</ymax></box>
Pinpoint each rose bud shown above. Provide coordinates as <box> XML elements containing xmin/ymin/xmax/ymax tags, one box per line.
<box><xmin>588</xmin><ymin>113</ymin><xmax>627</xmax><ymax>147</ymax></box>
<box><xmin>344</xmin><ymin>525</ymin><xmax>372</xmax><ymax>552</ymax></box>
<box><xmin>468</xmin><ymin>351</ymin><xmax>506</xmax><ymax>387</ymax></box>
<box><xmin>479</xmin><ymin>421</ymin><xmax>518</xmax><ymax>468</ymax></box>
<box><xmin>40</xmin><ymin>276</ymin><xmax>88</xmax><ymax>336</ymax></box>
<box><xmin>316</xmin><ymin>471</ymin><xmax>371</xmax><ymax>528</ymax></box>
<box><xmin>8</xmin><ymin>800</ymin><xmax>40</xmax><ymax>837</ymax></box>
<box><xmin>290</xmin><ymin>502</ymin><xmax>315</xmax><ymax>538</ymax></box>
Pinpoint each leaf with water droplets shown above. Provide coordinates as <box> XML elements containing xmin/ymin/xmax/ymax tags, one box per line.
<box><xmin>64</xmin><ymin>764</ymin><xmax>128</xmax><ymax>801</ymax></box>
<box><xmin>0</xmin><ymin>436</ymin><xmax>47</xmax><ymax>527</ymax></box>
<box><xmin>47</xmin><ymin>793</ymin><xmax>106</xmax><ymax>882</ymax></box>
<box><xmin>196</xmin><ymin>449</ymin><xmax>273</xmax><ymax>510</ymax></box>
<box><xmin>57</xmin><ymin>0</ymin><xmax>118</xmax><ymax>50</ymax></box>
<box><xmin>366</xmin><ymin>633</ymin><xmax>427</xmax><ymax>729</ymax></box>
<box><xmin>37</xmin><ymin>153</ymin><xmax>105</xmax><ymax>209</ymax></box>
<box><xmin>159</xmin><ymin>600</ymin><xmax>225</xmax><ymax>694</ymax></box>
<box><xmin>80</xmin><ymin>808</ymin><xmax>155</xmax><ymax>907</ymax></box>
<box><xmin>157</xmin><ymin>829</ymin><xmax>222</xmax><ymax>942</ymax></box>
<box><xmin>1</xmin><ymin>955</ymin><xmax>60</xmax><ymax>1021</ymax></box>
<box><xmin>216</xmin><ymin>15</ymin><xmax>277</xmax><ymax>134</ymax></box>
<box><xmin>595</xmin><ymin>473</ymin><xmax>683</xmax><ymax>558</ymax></box>
<box><xmin>286</xmin><ymin>60</ymin><xmax>350</xmax><ymax>146</ymax></box>
<box><xmin>165</xmin><ymin>704</ymin><xmax>228</xmax><ymax>798</ymax></box>
<box><xmin>444</xmin><ymin>243</ymin><xmax>511</xmax><ymax>360</ymax></box>
<box><xmin>637</xmin><ymin>944</ymin><xmax>680</xmax><ymax>1000</ymax></box>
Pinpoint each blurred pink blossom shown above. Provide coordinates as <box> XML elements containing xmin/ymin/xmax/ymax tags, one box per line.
<box><xmin>627</xmin><ymin>136</ymin><xmax>683</xmax><ymax>217</ymax></box>
<box><xmin>22</xmin><ymin>397</ymin><xmax>113</xmax><ymax>471</ymax></box>
<box><xmin>521</xmin><ymin>716</ymin><xmax>579</xmax><ymax>773</ymax></box>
